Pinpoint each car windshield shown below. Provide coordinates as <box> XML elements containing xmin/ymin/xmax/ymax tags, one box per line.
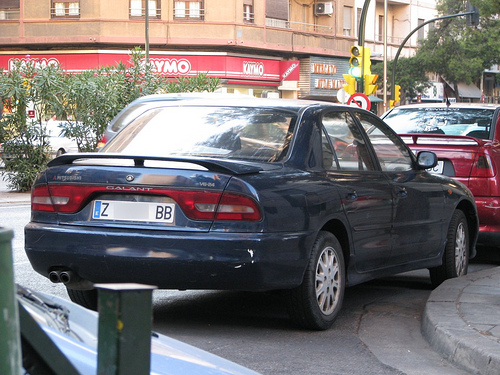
<box><xmin>103</xmin><ymin>106</ymin><xmax>297</xmax><ymax>163</ymax></box>
<box><xmin>383</xmin><ymin>107</ymin><xmax>494</xmax><ymax>138</ymax></box>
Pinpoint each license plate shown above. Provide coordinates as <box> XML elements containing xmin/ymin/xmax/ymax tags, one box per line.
<box><xmin>427</xmin><ymin>161</ymin><xmax>444</xmax><ymax>174</ymax></box>
<box><xmin>92</xmin><ymin>200</ymin><xmax>175</xmax><ymax>223</ymax></box>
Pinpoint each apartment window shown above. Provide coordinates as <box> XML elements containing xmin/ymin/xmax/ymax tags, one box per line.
<box><xmin>244</xmin><ymin>0</ymin><xmax>254</xmax><ymax>23</ymax></box>
<box><xmin>343</xmin><ymin>6</ymin><xmax>352</xmax><ymax>36</ymax></box>
<box><xmin>51</xmin><ymin>1</ymin><xmax>80</xmax><ymax>18</ymax></box>
<box><xmin>0</xmin><ymin>0</ymin><xmax>19</xmax><ymax>20</ymax></box>
<box><xmin>378</xmin><ymin>15</ymin><xmax>384</xmax><ymax>42</ymax></box>
<box><xmin>174</xmin><ymin>1</ymin><xmax>204</xmax><ymax>20</ymax></box>
<box><xmin>356</xmin><ymin>8</ymin><xmax>361</xmax><ymax>38</ymax></box>
<box><xmin>417</xmin><ymin>18</ymin><xmax>425</xmax><ymax>41</ymax></box>
<box><xmin>130</xmin><ymin>0</ymin><xmax>161</xmax><ymax>18</ymax></box>
<box><xmin>265</xmin><ymin>0</ymin><xmax>288</xmax><ymax>28</ymax></box>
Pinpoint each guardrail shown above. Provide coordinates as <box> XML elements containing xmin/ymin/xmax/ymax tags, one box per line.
<box><xmin>0</xmin><ymin>227</ymin><xmax>155</xmax><ymax>374</ymax></box>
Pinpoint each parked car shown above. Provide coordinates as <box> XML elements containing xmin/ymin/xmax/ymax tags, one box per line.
<box><xmin>0</xmin><ymin>120</ymin><xmax>78</xmax><ymax>162</ymax></box>
<box><xmin>44</xmin><ymin>120</ymin><xmax>79</xmax><ymax>158</ymax></box>
<box><xmin>25</xmin><ymin>96</ymin><xmax>478</xmax><ymax>330</ymax></box>
<box><xmin>17</xmin><ymin>285</ymin><xmax>259</xmax><ymax>375</ymax></box>
<box><xmin>382</xmin><ymin>103</ymin><xmax>500</xmax><ymax>247</ymax></box>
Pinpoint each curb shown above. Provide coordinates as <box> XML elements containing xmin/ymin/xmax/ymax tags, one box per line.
<box><xmin>422</xmin><ymin>267</ymin><xmax>500</xmax><ymax>375</ymax></box>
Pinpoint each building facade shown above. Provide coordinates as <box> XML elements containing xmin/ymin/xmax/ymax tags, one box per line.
<box><xmin>0</xmin><ymin>0</ymin><xmax>446</xmax><ymax>110</ymax></box>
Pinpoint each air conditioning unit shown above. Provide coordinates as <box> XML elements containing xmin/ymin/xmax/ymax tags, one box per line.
<box><xmin>314</xmin><ymin>2</ymin><xmax>334</xmax><ymax>16</ymax></box>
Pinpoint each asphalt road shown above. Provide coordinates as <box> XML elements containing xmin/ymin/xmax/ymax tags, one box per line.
<box><xmin>3</xmin><ymin>185</ymin><xmax>492</xmax><ymax>374</ymax></box>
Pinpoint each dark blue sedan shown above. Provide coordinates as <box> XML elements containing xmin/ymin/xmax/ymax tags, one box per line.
<box><xmin>25</xmin><ymin>95</ymin><xmax>478</xmax><ymax>330</ymax></box>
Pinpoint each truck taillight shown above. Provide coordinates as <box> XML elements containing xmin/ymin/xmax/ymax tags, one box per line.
<box><xmin>470</xmin><ymin>153</ymin><xmax>495</xmax><ymax>178</ymax></box>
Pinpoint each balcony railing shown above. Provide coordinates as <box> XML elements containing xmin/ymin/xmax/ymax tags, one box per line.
<box><xmin>266</xmin><ymin>17</ymin><xmax>333</xmax><ymax>33</ymax></box>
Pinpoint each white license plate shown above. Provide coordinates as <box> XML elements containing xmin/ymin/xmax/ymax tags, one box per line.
<box><xmin>427</xmin><ymin>161</ymin><xmax>444</xmax><ymax>174</ymax></box>
<box><xmin>92</xmin><ymin>200</ymin><xmax>175</xmax><ymax>223</ymax></box>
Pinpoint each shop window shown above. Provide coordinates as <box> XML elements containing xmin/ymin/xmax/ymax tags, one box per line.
<box><xmin>51</xmin><ymin>1</ymin><xmax>80</xmax><ymax>18</ymax></box>
<box><xmin>0</xmin><ymin>0</ymin><xmax>19</xmax><ymax>20</ymax></box>
<box><xmin>174</xmin><ymin>1</ymin><xmax>204</xmax><ymax>20</ymax></box>
<box><xmin>130</xmin><ymin>0</ymin><xmax>161</xmax><ymax>19</ymax></box>
<box><xmin>243</xmin><ymin>0</ymin><xmax>254</xmax><ymax>23</ymax></box>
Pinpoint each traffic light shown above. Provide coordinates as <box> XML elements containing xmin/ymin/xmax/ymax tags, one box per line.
<box><xmin>394</xmin><ymin>84</ymin><xmax>401</xmax><ymax>103</ymax></box>
<box><xmin>342</xmin><ymin>74</ymin><xmax>356</xmax><ymax>95</ymax></box>
<box><xmin>349</xmin><ymin>45</ymin><xmax>362</xmax><ymax>79</ymax></box>
<box><xmin>362</xmin><ymin>47</ymin><xmax>371</xmax><ymax>75</ymax></box>
<box><xmin>390</xmin><ymin>84</ymin><xmax>401</xmax><ymax>108</ymax></box>
<box><xmin>364</xmin><ymin>74</ymin><xmax>378</xmax><ymax>96</ymax></box>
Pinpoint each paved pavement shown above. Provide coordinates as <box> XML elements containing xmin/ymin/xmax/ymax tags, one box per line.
<box><xmin>1</xmin><ymin>176</ymin><xmax>499</xmax><ymax>374</ymax></box>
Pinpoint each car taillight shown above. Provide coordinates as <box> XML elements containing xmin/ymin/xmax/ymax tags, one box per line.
<box><xmin>32</xmin><ymin>184</ymin><xmax>101</xmax><ymax>213</ymax></box>
<box><xmin>470</xmin><ymin>153</ymin><xmax>495</xmax><ymax>178</ymax></box>
<box><xmin>31</xmin><ymin>183</ymin><xmax>262</xmax><ymax>221</ymax></box>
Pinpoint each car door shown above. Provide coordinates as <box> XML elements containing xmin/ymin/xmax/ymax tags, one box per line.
<box><xmin>354</xmin><ymin>111</ymin><xmax>445</xmax><ymax>264</ymax></box>
<box><xmin>320</xmin><ymin>110</ymin><xmax>393</xmax><ymax>272</ymax></box>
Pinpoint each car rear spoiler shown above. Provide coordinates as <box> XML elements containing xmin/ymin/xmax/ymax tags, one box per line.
<box><xmin>399</xmin><ymin>133</ymin><xmax>485</xmax><ymax>146</ymax></box>
<box><xmin>47</xmin><ymin>153</ymin><xmax>263</xmax><ymax>175</ymax></box>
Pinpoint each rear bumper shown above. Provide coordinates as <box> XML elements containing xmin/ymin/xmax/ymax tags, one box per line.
<box><xmin>475</xmin><ymin>197</ymin><xmax>500</xmax><ymax>246</ymax></box>
<box><xmin>24</xmin><ymin>222</ymin><xmax>315</xmax><ymax>291</ymax></box>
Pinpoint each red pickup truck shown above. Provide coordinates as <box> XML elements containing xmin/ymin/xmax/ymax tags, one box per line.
<box><xmin>382</xmin><ymin>103</ymin><xmax>500</xmax><ymax>248</ymax></box>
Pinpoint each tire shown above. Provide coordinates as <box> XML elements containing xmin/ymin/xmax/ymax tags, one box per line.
<box><xmin>56</xmin><ymin>148</ymin><xmax>66</xmax><ymax>157</ymax></box>
<box><xmin>286</xmin><ymin>231</ymin><xmax>345</xmax><ymax>330</ymax></box>
<box><xmin>430</xmin><ymin>210</ymin><xmax>469</xmax><ymax>287</ymax></box>
<box><xmin>66</xmin><ymin>287</ymin><xmax>98</xmax><ymax>311</ymax></box>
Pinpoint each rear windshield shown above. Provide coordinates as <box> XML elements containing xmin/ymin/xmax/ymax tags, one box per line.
<box><xmin>103</xmin><ymin>106</ymin><xmax>297</xmax><ymax>163</ymax></box>
<box><xmin>383</xmin><ymin>107</ymin><xmax>494</xmax><ymax>138</ymax></box>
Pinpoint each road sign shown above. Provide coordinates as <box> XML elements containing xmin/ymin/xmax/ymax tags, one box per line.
<box><xmin>337</xmin><ymin>88</ymin><xmax>348</xmax><ymax>104</ymax></box>
<box><xmin>347</xmin><ymin>93</ymin><xmax>371</xmax><ymax>111</ymax></box>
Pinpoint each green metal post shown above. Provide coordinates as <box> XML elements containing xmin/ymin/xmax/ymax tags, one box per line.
<box><xmin>0</xmin><ymin>228</ymin><xmax>22</xmax><ymax>375</ymax></box>
<box><xmin>96</xmin><ymin>283</ymin><xmax>157</xmax><ymax>375</ymax></box>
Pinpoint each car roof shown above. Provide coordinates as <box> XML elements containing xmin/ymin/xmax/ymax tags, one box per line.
<box><xmin>128</xmin><ymin>93</ymin><xmax>353</xmax><ymax>112</ymax></box>
<box><xmin>391</xmin><ymin>102</ymin><xmax>500</xmax><ymax>110</ymax></box>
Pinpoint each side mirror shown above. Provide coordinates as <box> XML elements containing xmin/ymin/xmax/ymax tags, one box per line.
<box><xmin>416</xmin><ymin>151</ymin><xmax>438</xmax><ymax>170</ymax></box>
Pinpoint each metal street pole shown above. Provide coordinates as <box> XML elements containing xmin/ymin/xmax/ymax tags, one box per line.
<box><xmin>390</xmin><ymin>11</ymin><xmax>477</xmax><ymax>102</ymax></box>
<box><xmin>383</xmin><ymin>0</ymin><xmax>387</xmax><ymax>111</ymax></box>
<box><xmin>145</xmin><ymin>0</ymin><xmax>150</xmax><ymax>63</ymax></box>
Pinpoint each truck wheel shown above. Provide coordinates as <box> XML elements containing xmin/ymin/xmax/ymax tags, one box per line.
<box><xmin>286</xmin><ymin>231</ymin><xmax>345</xmax><ymax>330</ymax></box>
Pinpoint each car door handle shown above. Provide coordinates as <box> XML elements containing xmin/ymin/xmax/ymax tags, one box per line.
<box><xmin>395</xmin><ymin>187</ymin><xmax>408</xmax><ymax>198</ymax></box>
<box><xmin>346</xmin><ymin>191</ymin><xmax>357</xmax><ymax>200</ymax></box>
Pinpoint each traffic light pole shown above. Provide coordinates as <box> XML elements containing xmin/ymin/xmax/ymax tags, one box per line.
<box><xmin>356</xmin><ymin>0</ymin><xmax>371</xmax><ymax>94</ymax></box>
<box><xmin>390</xmin><ymin>10</ymin><xmax>478</xmax><ymax>102</ymax></box>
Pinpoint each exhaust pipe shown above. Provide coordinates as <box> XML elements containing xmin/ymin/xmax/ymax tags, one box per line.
<box><xmin>49</xmin><ymin>270</ymin><xmax>61</xmax><ymax>283</ymax></box>
<box><xmin>60</xmin><ymin>270</ymin><xmax>75</xmax><ymax>285</ymax></box>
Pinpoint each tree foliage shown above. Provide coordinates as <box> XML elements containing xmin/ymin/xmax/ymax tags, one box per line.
<box><xmin>415</xmin><ymin>0</ymin><xmax>500</xmax><ymax>86</ymax></box>
<box><xmin>372</xmin><ymin>55</ymin><xmax>431</xmax><ymax>104</ymax></box>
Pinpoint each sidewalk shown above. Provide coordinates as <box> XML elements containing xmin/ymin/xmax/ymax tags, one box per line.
<box><xmin>1</xmin><ymin>176</ymin><xmax>500</xmax><ymax>374</ymax></box>
<box><xmin>0</xmin><ymin>178</ymin><xmax>31</xmax><ymax>205</ymax></box>
<box><xmin>422</xmin><ymin>266</ymin><xmax>500</xmax><ymax>375</ymax></box>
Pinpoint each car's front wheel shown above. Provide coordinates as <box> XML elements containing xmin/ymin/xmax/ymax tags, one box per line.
<box><xmin>66</xmin><ymin>287</ymin><xmax>98</xmax><ymax>311</ymax></box>
<box><xmin>429</xmin><ymin>209</ymin><xmax>469</xmax><ymax>287</ymax></box>
<box><xmin>286</xmin><ymin>231</ymin><xmax>345</xmax><ymax>330</ymax></box>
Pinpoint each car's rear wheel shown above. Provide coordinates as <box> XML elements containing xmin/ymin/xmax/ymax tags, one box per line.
<box><xmin>430</xmin><ymin>209</ymin><xmax>469</xmax><ymax>287</ymax></box>
<box><xmin>286</xmin><ymin>231</ymin><xmax>345</xmax><ymax>330</ymax></box>
<box><xmin>56</xmin><ymin>148</ymin><xmax>66</xmax><ymax>157</ymax></box>
<box><xmin>66</xmin><ymin>287</ymin><xmax>98</xmax><ymax>311</ymax></box>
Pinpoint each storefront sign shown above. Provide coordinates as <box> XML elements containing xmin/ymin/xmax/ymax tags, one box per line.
<box><xmin>0</xmin><ymin>52</ymin><xmax>300</xmax><ymax>85</ymax></box>
<box><xmin>300</xmin><ymin>56</ymin><xmax>350</xmax><ymax>98</ymax></box>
